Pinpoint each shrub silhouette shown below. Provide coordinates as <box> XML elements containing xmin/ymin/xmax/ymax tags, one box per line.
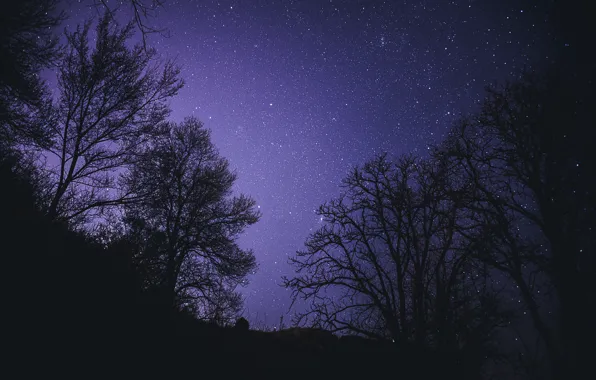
<box><xmin>234</xmin><ymin>317</ymin><xmax>249</xmax><ymax>331</ymax></box>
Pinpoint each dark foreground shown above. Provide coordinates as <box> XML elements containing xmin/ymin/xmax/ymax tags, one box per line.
<box><xmin>2</xmin><ymin>158</ymin><xmax>463</xmax><ymax>378</ymax></box>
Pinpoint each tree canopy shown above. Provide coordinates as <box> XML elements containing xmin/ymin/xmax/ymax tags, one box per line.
<box><xmin>122</xmin><ymin>117</ymin><xmax>259</xmax><ymax>321</ymax></box>
<box><xmin>0</xmin><ymin>0</ymin><xmax>63</xmax><ymax>147</ymax></box>
<box><xmin>43</xmin><ymin>12</ymin><xmax>183</xmax><ymax>224</ymax></box>
<box><xmin>284</xmin><ymin>153</ymin><xmax>508</xmax><ymax>376</ymax></box>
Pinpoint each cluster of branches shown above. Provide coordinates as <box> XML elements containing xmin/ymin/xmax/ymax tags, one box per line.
<box><xmin>122</xmin><ymin>118</ymin><xmax>259</xmax><ymax>321</ymax></box>
<box><xmin>439</xmin><ymin>74</ymin><xmax>594</xmax><ymax>377</ymax></box>
<box><xmin>0</xmin><ymin>0</ymin><xmax>63</xmax><ymax>147</ymax></box>
<box><xmin>92</xmin><ymin>0</ymin><xmax>168</xmax><ymax>51</ymax></box>
<box><xmin>284</xmin><ymin>72</ymin><xmax>594</xmax><ymax>378</ymax></box>
<box><xmin>45</xmin><ymin>12</ymin><xmax>183</xmax><ymax>224</ymax></box>
<box><xmin>1</xmin><ymin>5</ymin><xmax>259</xmax><ymax>324</ymax></box>
<box><xmin>284</xmin><ymin>153</ymin><xmax>509</xmax><ymax>369</ymax></box>
<box><xmin>0</xmin><ymin>0</ymin><xmax>166</xmax><ymax>148</ymax></box>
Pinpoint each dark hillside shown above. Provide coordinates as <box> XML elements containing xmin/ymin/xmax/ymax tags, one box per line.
<box><xmin>1</xmin><ymin>155</ymin><xmax>459</xmax><ymax>378</ymax></box>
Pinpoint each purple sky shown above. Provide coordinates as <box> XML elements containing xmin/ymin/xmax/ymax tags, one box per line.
<box><xmin>63</xmin><ymin>0</ymin><xmax>551</xmax><ymax>326</ymax></box>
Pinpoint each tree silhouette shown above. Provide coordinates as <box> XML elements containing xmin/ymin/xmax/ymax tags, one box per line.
<box><xmin>122</xmin><ymin>117</ymin><xmax>259</xmax><ymax>319</ymax></box>
<box><xmin>0</xmin><ymin>0</ymin><xmax>63</xmax><ymax>148</ymax></box>
<box><xmin>438</xmin><ymin>72</ymin><xmax>595</xmax><ymax>378</ymax></box>
<box><xmin>43</xmin><ymin>12</ymin><xmax>183</xmax><ymax>224</ymax></box>
<box><xmin>283</xmin><ymin>153</ymin><xmax>509</xmax><ymax>375</ymax></box>
<box><xmin>92</xmin><ymin>0</ymin><xmax>168</xmax><ymax>51</ymax></box>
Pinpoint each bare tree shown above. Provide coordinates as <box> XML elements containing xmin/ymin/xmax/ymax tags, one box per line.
<box><xmin>438</xmin><ymin>116</ymin><xmax>556</xmax><ymax>366</ymax></box>
<box><xmin>438</xmin><ymin>72</ymin><xmax>595</xmax><ymax>378</ymax></box>
<box><xmin>284</xmin><ymin>153</ymin><xmax>508</xmax><ymax>366</ymax></box>
<box><xmin>123</xmin><ymin>117</ymin><xmax>259</xmax><ymax>317</ymax></box>
<box><xmin>43</xmin><ymin>12</ymin><xmax>183</xmax><ymax>224</ymax></box>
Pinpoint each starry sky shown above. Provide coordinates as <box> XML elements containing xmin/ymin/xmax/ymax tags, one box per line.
<box><xmin>63</xmin><ymin>0</ymin><xmax>552</xmax><ymax>326</ymax></box>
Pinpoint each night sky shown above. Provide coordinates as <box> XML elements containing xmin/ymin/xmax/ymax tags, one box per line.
<box><xmin>62</xmin><ymin>0</ymin><xmax>552</xmax><ymax>326</ymax></box>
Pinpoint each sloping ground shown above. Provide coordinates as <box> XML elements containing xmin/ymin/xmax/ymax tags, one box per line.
<box><xmin>1</xmin><ymin>159</ymin><xmax>462</xmax><ymax>378</ymax></box>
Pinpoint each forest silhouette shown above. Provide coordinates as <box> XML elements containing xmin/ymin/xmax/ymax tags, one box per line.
<box><xmin>1</xmin><ymin>1</ymin><xmax>593</xmax><ymax>378</ymax></box>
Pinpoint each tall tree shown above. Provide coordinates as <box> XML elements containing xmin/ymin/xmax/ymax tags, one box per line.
<box><xmin>439</xmin><ymin>72</ymin><xmax>595</xmax><ymax>378</ymax></box>
<box><xmin>0</xmin><ymin>0</ymin><xmax>63</xmax><ymax>148</ymax></box>
<box><xmin>44</xmin><ymin>12</ymin><xmax>183</xmax><ymax>224</ymax></box>
<box><xmin>284</xmin><ymin>154</ymin><xmax>508</xmax><ymax>374</ymax></box>
<box><xmin>123</xmin><ymin>117</ymin><xmax>259</xmax><ymax>318</ymax></box>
